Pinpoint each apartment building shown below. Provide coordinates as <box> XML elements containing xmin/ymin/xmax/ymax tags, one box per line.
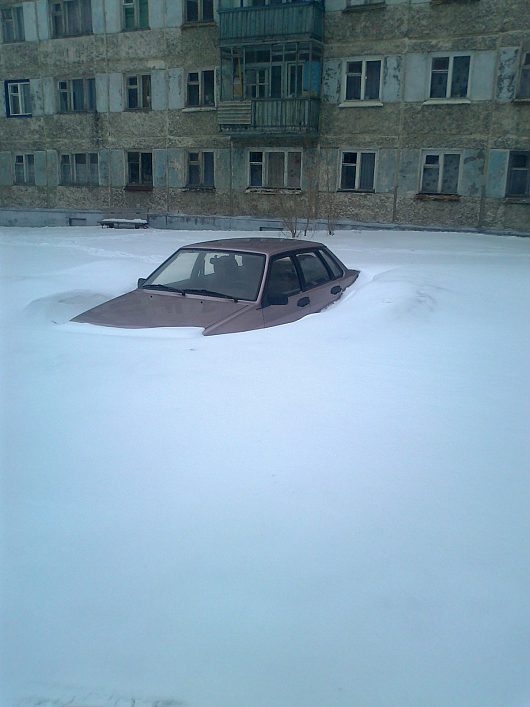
<box><xmin>0</xmin><ymin>0</ymin><xmax>529</xmax><ymax>233</ymax></box>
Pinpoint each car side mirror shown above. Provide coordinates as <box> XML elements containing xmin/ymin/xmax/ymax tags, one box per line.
<box><xmin>264</xmin><ymin>293</ymin><xmax>289</xmax><ymax>306</ymax></box>
<box><xmin>137</xmin><ymin>277</ymin><xmax>146</xmax><ymax>288</ymax></box>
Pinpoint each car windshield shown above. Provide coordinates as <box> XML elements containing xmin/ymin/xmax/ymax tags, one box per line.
<box><xmin>143</xmin><ymin>249</ymin><xmax>266</xmax><ymax>301</ymax></box>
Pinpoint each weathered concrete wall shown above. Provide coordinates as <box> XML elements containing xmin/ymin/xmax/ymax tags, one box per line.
<box><xmin>0</xmin><ymin>0</ymin><xmax>528</xmax><ymax>233</ymax></box>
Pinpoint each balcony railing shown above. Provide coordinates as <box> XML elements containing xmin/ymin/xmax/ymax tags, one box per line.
<box><xmin>218</xmin><ymin>97</ymin><xmax>320</xmax><ymax>134</ymax></box>
<box><xmin>218</xmin><ymin>1</ymin><xmax>323</xmax><ymax>43</ymax></box>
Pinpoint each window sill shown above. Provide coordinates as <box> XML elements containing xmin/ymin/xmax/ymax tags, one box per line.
<box><xmin>431</xmin><ymin>0</ymin><xmax>479</xmax><ymax>4</ymax></box>
<box><xmin>513</xmin><ymin>97</ymin><xmax>530</xmax><ymax>103</ymax></box>
<box><xmin>339</xmin><ymin>100</ymin><xmax>383</xmax><ymax>108</ymax></box>
<box><xmin>504</xmin><ymin>196</ymin><xmax>530</xmax><ymax>204</ymax></box>
<box><xmin>181</xmin><ymin>20</ymin><xmax>216</xmax><ymax>28</ymax></box>
<box><xmin>51</xmin><ymin>31</ymin><xmax>93</xmax><ymax>38</ymax></box>
<box><xmin>60</xmin><ymin>183</ymin><xmax>99</xmax><ymax>188</ymax></box>
<box><xmin>2</xmin><ymin>39</ymin><xmax>26</xmax><ymax>44</ymax></box>
<box><xmin>246</xmin><ymin>187</ymin><xmax>302</xmax><ymax>194</ymax></box>
<box><xmin>183</xmin><ymin>186</ymin><xmax>215</xmax><ymax>191</ymax></box>
<box><xmin>13</xmin><ymin>183</ymin><xmax>36</xmax><ymax>187</ymax></box>
<box><xmin>415</xmin><ymin>193</ymin><xmax>460</xmax><ymax>201</ymax></box>
<box><xmin>6</xmin><ymin>113</ymin><xmax>32</xmax><ymax>118</ymax></box>
<box><xmin>338</xmin><ymin>189</ymin><xmax>375</xmax><ymax>193</ymax></box>
<box><xmin>121</xmin><ymin>26</ymin><xmax>150</xmax><ymax>32</ymax></box>
<box><xmin>125</xmin><ymin>184</ymin><xmax>153</xmax><ymax>191</ymax></box>
<box><xmin>182</xmin><ymin>106</ymin><xmax>216</xmax><ymax>112</ymax></box>
<box><xmin>343</xmin><ymin>2</ymin><xmax>386</xmax><ymax>13</ymax></box>
<box><xmin>125</xmin><ymin>107</ymin><xmax>152</xmax><ymax>112</ymax></box>
<box><xmin>423</xmin><ymin>98</ymin><xmax>471</xmax><ymax>105</ymax></box>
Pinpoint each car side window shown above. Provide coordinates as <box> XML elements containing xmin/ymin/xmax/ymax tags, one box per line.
<box><xmin>295</xmin><ymin>251</ymin><xmax>331</xmax><ymax>289</ymax></box>
<box><xmin>318</xmin><ymin>249</ymin><xmax>343</xmax><ymax>279</ymax></box>
<box><xmin>266</xmin><ymin>256</ymin><xmax>301</xmax><ymax>297</ymax></box>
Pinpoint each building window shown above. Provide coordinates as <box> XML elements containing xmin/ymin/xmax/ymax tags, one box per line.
<box><xmin>187</xmin><ymin>151</ymin><xmax>215</xmax><ymax>187</ymax></box>
<box><xmin>344</xmin><ymin>59</ymin><xmax>382</xmax><ymax>101</ymax></box>
<box><xmin>122</xmin><ymin>0</ymin><xmax>148</xmax><ymax>30</ymax></box>
<box><xmin>49</xmin><ymin>0</ymin><xmax>92</xmax><ymax>37</ymax></box>
<box><xmin>249</xmin><ymin>151</ymin><xmax>301</xmax><ymax>189</ymax></box>
<box><xmin>60</xmin><ymin>153</ymin><xmax>99</xmax><ymax>186</ymax></box>
<box><xmin>5</xmin><ymin>80</ymin><xmax>31</xmax><ymax>116</ymax></box>
<box><xmin>126</xmin><ymin>74</ymin><xmax>151</xmax><ymax>109</ymax></box>
<box><xmin>429</xmin><ymin>55</ymin><xmax>470</xmax><ymax>99</ymax></box>
<box><xmin>14</xmin><ymin>154</ymin><xmax>35</xmax><ymax>185</ymax></box>
<box><xmin>185</xmin><ymin>0</ymin><xmax>213</xmax><ymax>23</ymax></box>
<box><xmin>58</xmin><ymin>78</ymin><xmax>95</xmax><ymax>112</ymax></box>
<box><xmin>186</xmin><ymin>70</ymin><xmax>215</xmax><ymax>107</ymax></box>
<box><xmin>420</xmin><ymin>152</ymin><xmax>461</xmax><ymax>194</ymax></box>
<box><xmin>506</xmin><ymin>151</ymin><xmax>530</xmax><ymax>197</ymax></box>
<box><xmin>220</xmin><ymin>45</ymin><xmax>321</xmax><ymax>102</ymax></box>
<box><xmin>1</xmin><ymin>6</ymin><xmax>25</xmax><ymax>42</ymax></box>
<box><xmin>340</xmin><ymin>151</ymin><xmax>376</xmax><ymax>191</ymax></box>
<box><xmin>127</xmin><ymin>151</ymin><xmax>153</xmax><ymax>187</ymax></box>
<box><xmin>245</xmin><ymin>67</ymin><xmax>268</xmax><ymax>99</ymax></box>
<box><xmin>516</xmin><ymin>52</ymin><xmax>530</xmax><ymax>99</ymax></box>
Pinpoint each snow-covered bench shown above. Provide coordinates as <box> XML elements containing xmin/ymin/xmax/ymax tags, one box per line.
<box><xmin>99</xmin><ymin>218</ymin><xmax>149</xmax><ymax>229</ymax></box>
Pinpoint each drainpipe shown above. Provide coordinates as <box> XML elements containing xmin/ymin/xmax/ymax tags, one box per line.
<box><xmin>229</xmin><ymin>136</ymin><xmax>234</xmax><ymax>223</ymax></box>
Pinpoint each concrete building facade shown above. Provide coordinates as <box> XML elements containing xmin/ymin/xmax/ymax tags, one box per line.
<box><xmin>0</xmin><ymin>0</ymin><xmax>529</xmax><ymax>233</ymax></box>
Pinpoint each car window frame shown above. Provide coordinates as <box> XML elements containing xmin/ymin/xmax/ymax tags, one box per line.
<box><xmin>291</xmin><ymin>248</ymin><xmax>341</xmax><ymax>291</ymax></box>
<box><xmin>262</xmin><ymin>252</ymin><xmax>303</xmax><ymax>302</ymax></box>
<box><xmin>317</xmin><ymin>248</ymin><xmax>345</xmax><ymax>280</ymax></box>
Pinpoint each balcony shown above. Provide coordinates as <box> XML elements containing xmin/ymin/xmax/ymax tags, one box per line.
<box><xmin>217</xmin><ymin>97</ymin><xmax>320</xmax><ymax>134</ymax></box>
<box><xmin>218</xmin><ymin>1</ymin><xmax>324</xmax><ymax>44</ymax></box>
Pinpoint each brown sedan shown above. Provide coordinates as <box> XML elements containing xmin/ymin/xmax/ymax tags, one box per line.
<box><xmin>72</xmin><ymin>238</ymin><xmax>360</xmax><ymax>335</ymax></box>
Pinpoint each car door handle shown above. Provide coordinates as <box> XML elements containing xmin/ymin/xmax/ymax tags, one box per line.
<box><xmin>331</xmin><ymin>285</ymin><xmax>342</xmax><ymax>295</ymax></box>
<box><xmin>297</xmin><ymin>296</ymin><xmax>310</xmax><ymax>307</ymax></box>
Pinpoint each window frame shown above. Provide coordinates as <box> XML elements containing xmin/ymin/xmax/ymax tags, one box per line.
<box><xmin>419</xmin><ymin>150</ymin><xmax>462</xmax><ymax>196</ymax></box>
<box><xmin>247</xmin><ymin>149</ymin><xmax>302</xmax><ymax>190</ymax></box>
<box><xmin>515</xmin><ymin>51</ymin><xmax>530</xmax><ymax>100</ymax></box>
<box><xmin>342</xmin><ymin>57</ymin><xmax>383</xmax><ymax>103</ymax></box>
<box><xmin>1</xmin><ymin>5</ymin><xmax>25</xmax><ymax>43</ymax></box>
<box><xmin>126</xmin><ymin>151</ymin><xmax>153</xmax><ymax>188</ymax></box>
<box><xmin>60</xmin><ymin>152</ymin><xmax>99</xmax><ymax>186</ymax></box>
<box><xmin>186</xmin><ymin>151</ymin><xmax>215</xmax><ymax>188</ymax></box>
<box><xmin>49</xmin><ymin>0</ymin><xmax>93</xmax><ymax>38</ymax></box>
<box><xmin>185</xmin><ymin>69</ymin><xmax>216</xmax><ymax>108</ymax></box>
<box><xmin>125</xmin><ymin>73</ymin><xmax>151</xmax><ymax>110</ymax></box>
<box><xmin>57</xmin><ymin>77</ymin><xmax>96</xmax><ymax>113</ymax></box>
<box><xmin>428</xmin><ymin>53</ymin><xmax>472</xmax><ymax>101</ymax></box>
<box><xmin>506</xmin><ymin>151</ymin><xmax>530</xmax><ymax>198</ymax></box>
<box><xmin>122</xmin><ymin>0</ymin><xmax>149</xmax><ymax>31</ymax></box>
<box><xmin>338</xmin><ymin>150</ymin><xmax>377</xmax><ymax>192</ymax></box>
<box><xmin>184</xmin><ymin>0</ymin><xmax>214</xmax><ymax>24</ymax></box>
<box><xmin>13</xmin><ymin>153</ymin><xmax>35</xmax><ymax>185</ymax></box>
<box><xmin>5</xmin><ymin>79</ymin><xmax>31</xmax><ymax>117</ymax></box>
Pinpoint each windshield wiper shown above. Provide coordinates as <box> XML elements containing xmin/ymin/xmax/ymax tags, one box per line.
<box><xmin>180</xmin><ymin>288</ymin><xmax>238</xmax><ymax>302</ymax></box>
<box><xmin>142</xmin><ymin>284</ymin><xmax>187</xmax><ymax>294</ymax></box>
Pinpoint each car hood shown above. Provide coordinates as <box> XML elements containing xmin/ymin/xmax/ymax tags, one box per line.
<box><xmin>71</xmin><ymin>289</ymin><xmax>261</xmax><ymax>335</ymax></box>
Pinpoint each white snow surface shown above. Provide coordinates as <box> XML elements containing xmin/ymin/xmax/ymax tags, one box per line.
<box><xmin>1</xmin><ymin>226</ymin><xmax>529</xmax><ymax>707</ymax></box>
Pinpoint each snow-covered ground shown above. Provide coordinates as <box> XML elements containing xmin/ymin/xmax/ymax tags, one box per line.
<box><xmin>1</xmin><ymin>226</ymin><xmax>529</xmax><ymax>707</ymax></box>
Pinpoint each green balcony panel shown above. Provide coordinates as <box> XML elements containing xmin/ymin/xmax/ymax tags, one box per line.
<box><xmin>218</xmin><ymin>97</ymin><xmax>320</xmax><ymax>134</ymax></box>
<box><xmin>219</xmin><ymin>1</ymin><xmax>323</xmax><ymax>44</ymax></box>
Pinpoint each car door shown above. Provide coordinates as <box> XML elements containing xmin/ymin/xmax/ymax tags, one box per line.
<box><xmin>292</xmin><ymin>249</ymin><xmax>340</xmax><ymax>315</ymax></box>
<box><xmin>261</xmin><ymin>254</ymin><xmax>309</xmax><ymax>328</ymax></box>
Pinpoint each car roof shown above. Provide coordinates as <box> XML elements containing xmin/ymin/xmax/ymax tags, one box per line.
<box><xmin>182</xmin><ymin>237</ymin><xmax>324</xmax><ymax>256</ymax></box>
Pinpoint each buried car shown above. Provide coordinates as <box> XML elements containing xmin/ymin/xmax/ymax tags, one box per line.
<box><xmin>72</xmin><ymin>238</ymin><xmax>360</xmax><ymax>335</ymax></box>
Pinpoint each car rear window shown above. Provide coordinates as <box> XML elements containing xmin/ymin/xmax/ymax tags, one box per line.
<box><xmin>318</xmin><ymin>249</ymin><xmax>343</xmax><ymax>279</ymax></box>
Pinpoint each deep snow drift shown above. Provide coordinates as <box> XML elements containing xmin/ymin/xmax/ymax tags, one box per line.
<box><xmin>1</xmin><ymin>226</ymin><xmax>529</xmax><ymax>707</ymax></box>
